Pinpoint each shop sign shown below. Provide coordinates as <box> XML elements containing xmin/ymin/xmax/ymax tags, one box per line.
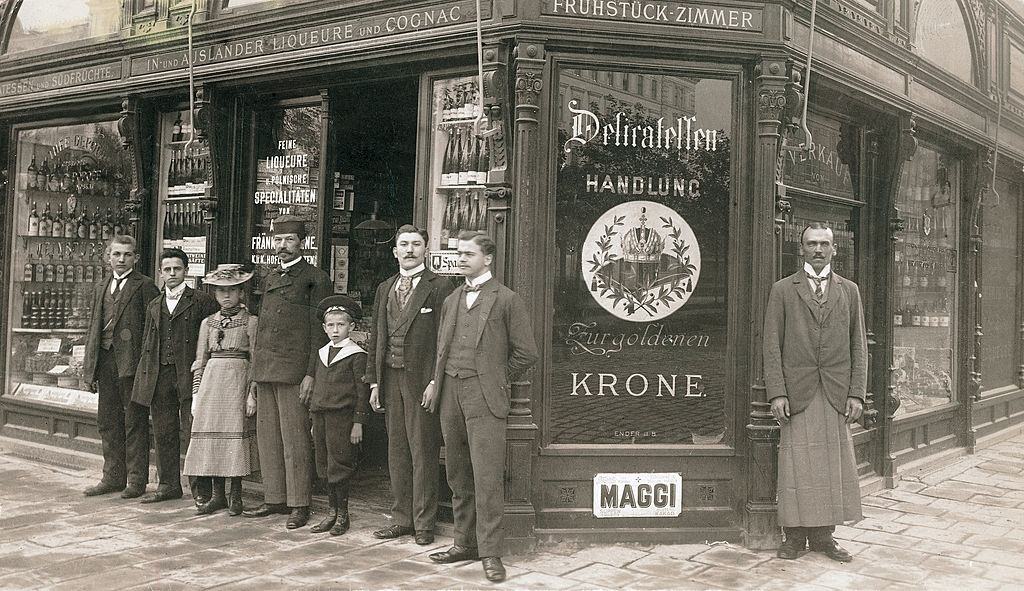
<box><xmin>543</xmin><ymin>0</ymin><xmax>762</xmax><ymax>32</ymax></box>
<box><xmin>782</xmin><ymin>118</ymin><xmax>854</xmax><ymax>198</ymax></box>
<box><xmin>0</xmin><ymin>62</ymin><xmax>122</xmax><ymax>98</ymax></box>
<box><xmin>8</xmin><ymin>383</ymin><xmax>97</xmax><ymax>412</ymax></box>
<box><xmin>429</xmin><ymin>250</ymin><xmax>462</xmax><ymax>276</ymax></box>
<box><xmin>130</xmin><ymin>1</ymin><xmax>491</xmax><ymax>77</ymax></box>
<box><xmin>593</xmin><ymin>472</ymin><xmax>682</xmax><ymax>518</ymax></box>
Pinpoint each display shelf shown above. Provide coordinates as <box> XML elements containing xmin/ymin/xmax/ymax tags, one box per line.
<box><xmin>435</xmin><ymin>184</ymin><xmax>488</xmax><ymax>191</ymax></box>
<box><xmin>12</xmin><ymin>328</ymin><xmax>88</xmax><ymax>334</ymax></box>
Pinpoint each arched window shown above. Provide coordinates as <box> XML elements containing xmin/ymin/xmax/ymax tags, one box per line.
<box><xmin>5</xmin><ymin>0</ymin><xmax>121</xmax><ymax>55</ymax></box>
<box><xmin>915</xmin><ymin>0</ymin><xmax>974</xmax><ymax>84</ymax></box>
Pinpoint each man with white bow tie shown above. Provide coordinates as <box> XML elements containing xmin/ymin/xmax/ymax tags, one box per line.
<box><xmin>245</xmin><ymin>215</ymin><xmax>332</xmax><ymax>529</ymax></box>
<box><xmin>82</xmin><ymin>235</ymin><xmax>160</xmax><ymax>498</ymax></box>
<box><xmin>424</xmin><ymin>231</ymin><xmax>538</xmax><ymax>583</ymax></box>
<box><xmin>365</xmin><ymin>224</ymin><xmax>453</xmax><ymax>546</ymax></box>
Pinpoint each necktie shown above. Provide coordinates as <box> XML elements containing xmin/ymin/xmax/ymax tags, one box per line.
<box><xmin>396</xmin><ymin>272</ymin><xmax>422</xmax><ymax>310</ymax></box>
<box><xmin>328</xmin><ymin>346</ymin><xmax>342</xmax><ymax>363</ymax></box>
<box><xmin>111</xmin><ymin>277</ymin><xmax>125</xmax><ymax>295</ymax></box>
<box><xmin>808</xmin><ymin>273</ymin><xmax>829</xmax><ymax>301</ymax></box>
<box><xmin>464</xmin><ymin>282</ymin><xmax>482</xmax><ymax>293</ymax></box>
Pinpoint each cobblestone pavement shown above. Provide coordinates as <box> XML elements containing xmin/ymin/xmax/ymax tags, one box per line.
<box><xmin>0</xmin><ymin>433</ymin><xmax>1022</xmax><ymax>590</ymax></box>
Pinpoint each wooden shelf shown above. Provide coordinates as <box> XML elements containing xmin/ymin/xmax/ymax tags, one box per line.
<box><xmin>436</xmin><ymin>184</ymin><xmax>488</xmax><ymax>191</ymax></box>
<box><xmin>12</xmin><ymin>328</ymin><xmax>88</xmax><ymax>334</ymax></box>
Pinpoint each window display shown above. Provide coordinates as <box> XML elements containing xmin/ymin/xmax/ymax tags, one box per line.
<box><xmin>550</xmin><ymin>68</ymin><xmax>733</xmax><ymax>445</ymax></box>
<box><xmin>5</xmin><ymin>121</ymin><xmax>131</xmax><ymax>409</ymax></box>
<box><xmin>427</xmin><ymin>75</ymin><xmax>492</xmax><ymax>275</ymax></box>
<box><xmin>156</xmin><ymin>111</ymin><xmax>209</xmax><ymax>287</ymax></box>
<box><xmin>892</xmin><ymin>144</ymin><xmax>959</xmax><ymax>415</ymax></box>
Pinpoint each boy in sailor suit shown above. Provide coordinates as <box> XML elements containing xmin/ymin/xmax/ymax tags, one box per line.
<box><xmin>304</xmin><ymin>295</ymin><xmax>371</xmax><ymax>536</ymax></box>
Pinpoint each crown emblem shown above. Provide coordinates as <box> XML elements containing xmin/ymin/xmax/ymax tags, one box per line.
<box><xmin>621</xmin><ymin>207</ymin><xmax>665</xmax><ymax>264</ymax></box>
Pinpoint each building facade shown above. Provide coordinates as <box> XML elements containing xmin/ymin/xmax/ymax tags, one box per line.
<box><xmin>0</xmin><ymin>0</ymin><xmax>1022</xmax><ymax>550</ymax></box>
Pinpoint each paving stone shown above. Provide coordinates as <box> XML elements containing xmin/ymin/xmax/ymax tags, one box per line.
<box><xmin>624</xmin><ymin>553</ymin><xmax>709</xmax><ymax>579</ymax></box>
<box><xmin>690</xmin><ymin>565</ymin><xmax>779</xmax><ymax>590</ymax></box>
<box><xmin>970</xmin><ymin>547</ymin><xmax>1024</xmax><ymax>567</ymax></box>
<box><xmin>980</xmin><ymin>563</ymin><xmax>1024</xmax><ymax>584</ymax></box>
<box><xmin>977</xmin><ymin>461</ymin><xmax>1021</xmax><ymax>474</ymax></box>
<box><xmin>691</xmin><ymin>545</ymin><xmax>772</xmax><ymax>570</ymax></box>
<box><xmin>970</xmin><ymin>494</ymin><xmax>1021</xmax><ymax>508</ymax></box>
<box><xmin>201</xmin><ymin>575</ymin><xmax>297</xmax><ymax>590</ymax></box>
<box><xmin>46</xmin><ymin>566</ymin><xmax>163</xmax><ymax>591</ymax></box>
<box><xmin>558</xmin><ymin>562</ymin><xmax>644</xmax><ymax>588</ymax></box>
<box><xmin>122</xmin><ymin>579</ymin><xmax>194</xmax><ymax>591</ymax></box>
<box><xmin>861</xmin><ymin>496</ymin><xmax>899</xmax><ymax>508</ymax></box>
<box><xmin>887</xmin><ymin>501</ymin><xmax>946</xmax><ymax>516</ymax></box>
<box><xmin>849</xmin><ymin>558</ymin><xmax>929</xmax><ymax>584</ymax></box>
<box><xmin>627</xmin><ymin>574</ymin><xmax>710</xmax><ymax>590</ymax></box>
<box><xmin>647</xmin><ymin>543</ymin><xmax>710</xmax><ymax>561</ymax></box>
<box><xmin>848</xmin><ymin>517</ymin><xmax>909</xmax><ymax>534</ymax></box>
<box><xmin>810</xmin><ymin>569</ymin><xmax>893</xmax><ymax>589</ymax></box>
<box><xmin>568</xmin><ymin>544</ymin><xmax>650</xmax><ymax>568</ymax></box>
<box><xmin>504</xmin><ymin>553</ymin><xmax>593</xmax><ymax>577</ymax></box>
<box><xmin>893</xmin><ymin>512</ymin><xmax>951</xmax><ymax>529</ymax></box>
<box><xmin>900</xmin><ymin>524</ymin><xmax>969</xmax><ymax>544</ymax></box>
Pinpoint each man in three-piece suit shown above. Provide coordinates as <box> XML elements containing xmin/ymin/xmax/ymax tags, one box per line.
<box><xmin>425</xmin><ymin>231</ymin><xmax>538</xmax><ymax>583</ymax></box>
<box><xmin>82</xmin><ymin>236</ymin><xmax>160</xmax><ymax>498</ymax></box>
<box><xmin>131</xmin><ymin>248</ymin><xmax>219</xmax><ymax>504</ymax></box>
<box><xmin>244</xmin><ymin>215</ymin><xmax>333</xmax><ymax>529</ymax></box>
<box><xmin>365</xmin><ymin>225</ymin><xmax>453</xmax><ymax>546</ymax></box>
<box><xmin>763</xmin><ymin>222</ymin><xmax>866</xmax><ymax>562</ymax></box>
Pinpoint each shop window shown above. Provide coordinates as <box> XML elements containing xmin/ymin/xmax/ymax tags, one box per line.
<box><xmin>4</xmin><ymin>120</ymin><xmax>131</xmax><ymax>410</ymax></box>
<box><xmin>980</xmin><ymin>179</ymin><xmax>1020</xmax><ymax>393</ymax></box>
<box><xmin>552</xmin><ymin>67</ymin><xmax>733</xmax><ymax>445</ymax></box>
<box><xmin>5</xmin><ymin>0</ymin><xmax>121</xmax><ymax>55</ymax></box>
<box><xmin>1010</xmin><ymin>44</ymin><xmax>1024</xmax><ymax>99</ymax></box>
<box><xmin>914</xmin><ymin>0</ymin><xmax>974</xmax><ymax>84</ymax></box>
<box><xmin>892</xmin><ymin>144</ymin><xmax>960</xmax><ymax>415</ymax></box>
<box><xmin>781</xmin><ymin>201</ymin><xmax>858</xmax><ymax>285</ymax></box>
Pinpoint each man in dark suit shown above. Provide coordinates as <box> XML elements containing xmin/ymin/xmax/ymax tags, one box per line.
<box><xmin>365</xmin><ymin>224</ymin><xmax>452</xmax><ymax>546</ymax></box>
<box><xmin>425</xmin><ymin>231</ymin><xmax>538</xmax><ymax>583</ymax></box>
<box><xmin>131</xmin><ymin>248</ymin><xmax>219</xmax><ymax>504</ymax></box>
<box><xmin>81</xmin><ymin>235</ymin><xmax>160</xmax><ymax>498</ymax></box>
<box><xmin>244</xmin><ymin>215</ymin><xmax>333</xmax><ymax>529</ymax></box>
<box><xmin>764</xmin><ymin>222</ymin><xmax>866</xmax><ymax>562</ymax></box>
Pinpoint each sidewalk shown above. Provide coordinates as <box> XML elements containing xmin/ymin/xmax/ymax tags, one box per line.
<box><xmin>0</xmin><ymin>433</ymin><xmax>1022</xmax><ymax>590</ymax></box>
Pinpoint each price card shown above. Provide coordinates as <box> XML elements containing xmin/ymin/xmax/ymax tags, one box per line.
<box><xmin>47</xmin><ymin>365</ymin><xmax>70</xmax><ymax>375</ymax></box>
<box><xmin>72</xmin><ymin>345</ymin><xmax>86</xmax><ymax>362</ymax></box>
<box><xmin>37</xmin><ymin>338</ymin><xmax>62</xmax><ymax>353</ymax></box>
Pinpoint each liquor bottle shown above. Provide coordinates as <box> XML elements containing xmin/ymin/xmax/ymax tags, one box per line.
<box><xmin>172</xmin><ymin>112</ymin><xmax>183</xmax><ymax>143</ymax></box>
<box><xmin>101</xmin><ymin>208</ymin><xmax>113</xmax><ymax>240</ymax></box>
<box><xmin>84</xmin><ymin>263</ymin><xmax>94</xmax><ymax>283</ymax></box>
<box><xmin>25</xmin><ymin>290</ymin><xmax>37</xmax><ymax>329</ymax></box>
<box><xmin>457</xmin><ymin>131</ymin><xmax>470</xmax><ymax>186</ymax></box>
<box><xmin>464</xmin><ymin>135</ymin><xmax>479</xmax><ymax>185</ymax></box>
<box><xmin>38</xmin><ymin>203</ymin><xmax>52</xmax><ymax>237</ymax></box>
<box><xmin>23</xmin><ymin>260</ymin><xmax>33</xmax><ymax>282</ymax></box>
<box><xmin>27</xmin><ymin>157</ymin><xmax>38</xmax><ymax>190</ymax></box>
<box><xmin>39</xmin><ymin>160</ymin><xmax>51</xmax><ymax>192</ymax></box>
<box><xmin>74</xmin><ymin>264</ymin><xmax>84</xmax><ymax>284</ymax></box>
<box><xmin>44</xmin><ymin>251</ymin><xmax>55</xmax><ymax>283</ymax></box>
<box><xmin>56</xmin><ymin>259</ymin><xmax>65</xmax><ymax>283</ymax></box>
<box><xmin>476</xmin><ymin>135</ymin><xmax>490</xmax><ymax>185</ymax></box>
<box><xmin>63</xmin><ymin>205</ymin><xmax>76</xmax><ymax>238</ymax></box>
<box><xmin>33</xmin><ymin>248</ymin><xmax>45</xmax><ymax>283</ymax></box>
<box><xmin>77</xmin><ymin>208</ymin><xmax>89</xmax><ymax>239</ymax></box>
<box><xmin>27</xmin><ymin>201</ymin><xmax>39</xmax><ymax>236</ymax></box>
<box><xmin>21</xmin><ymin>288</ymin><xmax>31</xmax><ymax>328</ymax></box>
<box><xmin>440</xmin><ymin>131</ymin><xmax>455</xmax><ymax>186</ymax></box>
<box><xmin>113</xmin><ymin>211</ymin><xmax>124</xmax><ymax>236</ymax></box>
<box><xmin>940</xmin><ymin>299</ymin><xmax>950</xmax><ymax>328</ymax></box>
<box><xmin>51</xmin><ymin>204</ymin><xmax>64</xmax><ymax>238</ymax></box>
<box><xmin>89</xmin><ymin>206</ymin><xmax>100</xmax><ymax>240</ymax></box>
<box><xmin>911</xmin><ymin>303</ymin><xmax>921</xmax><ymax>327</ymax></box>
<box><xmin>164</xmin><ymin>202</ymin><xmax>175</xmax><ymax>240</ymax></box>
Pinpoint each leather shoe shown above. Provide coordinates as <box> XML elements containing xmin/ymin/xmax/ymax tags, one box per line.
<box><xmin>776</xmin><ymin>537</ymin><xmax>803</xmax><ymax>560</ymax></box>
<box><xmin>286</xmin><ymin>506</ymin><xmax>310</xmax><ymax>529</ymax></box>
<box><xmin>373</xmin><ymin>524</ymin><xmax>415</xmax><ymax>539</ymax></box>
<box><xmin>242</xmin><ymin>503</ymin><xmax>289</xmax><ymax>518</ymax></box>
<box><xmin>810</xmin><ymin>540</ymin><xmax>853</xmax><ymax>563</ymax></box>
<box><xmin>121</xmin><ymin>484</ymin><xmax>146</xmax><ymax>499</ymax></box>
<box><xmin>415</xmin><ymin>530</ymin><xmax>435</xmax><ymax>545</ymax></box>
<box><xmin>429</xmin><ymin>545</ymin><xmax>479</xmax><ymax>564</ymax></box>
<box><xmin>482</xmin><ymin>557</ymin><xmax>506</xmax><ymax>583</ymax></box>
<box><xmin>83</xmin><ymin>481</ymin><xmax>123</xmax><ymax>497</ymax></box>
<box><xmin>139</xmin><ymin>488</ymin><xmax>183</xmax><ymax>504</ymax></box>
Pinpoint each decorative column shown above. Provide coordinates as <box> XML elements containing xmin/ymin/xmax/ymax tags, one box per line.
<box><xmin>743</xmin><ymin>56</ymin><xmax>790</xmax><ymax>550</ymax></box>
<box><xmin>962</xmin><ymin>147</ymin><xmax>992</xmax><ymax>452</ymax></box>
<box><xmin>116</xmin><ymin>96</ymin><xmax>151</xmax><ymax>244</ymax></box>
<box><xmin>501</xmin><ymin>38</ymin><xmax>546</xmax><ymax>554</ymax></box>
<box><xmin>879</xmin><ymin>113</ymin><xmax>915</xmax><ymax>486</ymax></box>
<box><xmin>190</xmin><ymin>83</ymin><xmax>224</xmax><ymax>269</ymax></box>
<box><xmin>861</xmin><ymin>130</ymin><xmax>882</xmax><ymax>431</ymax></box>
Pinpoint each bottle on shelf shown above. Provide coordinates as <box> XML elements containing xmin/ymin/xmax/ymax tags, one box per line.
<box><xmin>23</xmin><ymin>259</ymin><xmax>33</xmax><ymax>282</ymax></box>
<box><xmin>56</xmin><ymin>258</ymin><xmax>66</xmax><ymax>283</ymax></box>
<box><xmin>39</xmin><ymin>160</ymin><xmax>51</xmax><ymax>192</ymax></box>
<box><xmin>441</xmin><ymin>130</ymin><xmax>456</xmax><ymax>186</ymax></box>
<box><xmin>38</xmin><ymin>203</ymin><xmax>52</xmax><ymax>237</ymax></box>
<box><xmin>21</xmin><ymin>288</ymin><xmax>32</xmax><ymax>328</ymax></box>
<box><xmin>27</xmin><ymin>157</ymin><xmax>38</xmax><ymax>190</ymax></box>
<box><xmin>89</xmin><ymin>206</ymin><xmax>100</xmax><ymax>240</ymax></box>
<box><xmin>27</xmin><ymin>201</ymin><xmax>39</xmax><ymax>236</ymax></box>
<box><xmin>476</xmin><ymin>136</ymin><xmax>490</xmax><ymax>185</ymax></box>
<box><xmin>101</xmin><ymin>208</ymin><xmax>113</xmax><ymax>240</ymax></box>
<box><xmin>172</xmin><ymin>112</ymin><xmax>184</xmax><ymax>143</ymax></box>
<box><xmin>63</xmin><ymin>204</ymin><xmax>76</xmax><ymax>238</ymax></box>
<box><xmin>77</xmin><ymin>208</ymin><xmax>89</xmax><ymax>239</ymax></box>
<box><xmin>84</xmin><ymin>263</ymin><xmax>95</xmax><ymax>283</ymax></box>
<box><xmin>457</xmin><ymin>132</ymin><xmax>470</xmax><ymax>186</ymax></box>
<box><xmin>51</xmin><ymin>204</ymin><xmax>64</xmax><ymax>238</ymax></box>
<box><xmin>113</xmin><ymin>210</ymin><xmax>124</xmax><ymax>236</ymax></box>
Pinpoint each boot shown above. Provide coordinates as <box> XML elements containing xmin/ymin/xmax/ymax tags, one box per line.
<box><xmin>227</xmin><ymin>477</ymin><xmax>243</xmax><ymax>516</ymax></box>
<box><xmin>777</xmin><ymin>527</ymin><xmax>807</xmax><ymax>559</ymax></box>
<box><xmin>197</xmin><ymin>477</ymin><xmax>227</xmax><ymax>515</ymax></box>
<box><xmin>330</xmin><ymin>481</ymin><xmax>350</xmax><ymax>536</ymax></box>
<box><xmin>310</xmin><ymin>485</ymin><xmax>337</xmax><ymax>533</ymax></box>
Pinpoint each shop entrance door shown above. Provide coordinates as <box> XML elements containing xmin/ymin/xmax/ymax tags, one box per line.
<box><xmin>242</xmin><ymin>79</ymin><xmax>419</xmax><ymax>506</ymax></box>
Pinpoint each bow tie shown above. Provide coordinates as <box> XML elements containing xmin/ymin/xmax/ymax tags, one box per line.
<box><xmin>278</xmin><ymin>267</ymin><xmax>291</xmax><ymax>276</ymax></box>
<box><xmin>166</xmin><ymin>290</ymin><xmax>183</xmax><ymax>301</ymax></box>
<box><xmin>464</xmin><ymin>283</ymin><xmax>482</xmax><ymax>293</ymax></box>
<box><xmin>806</xmin><ymin>272</ymin><xmax>831</xmax><ymax>283</ymax></box>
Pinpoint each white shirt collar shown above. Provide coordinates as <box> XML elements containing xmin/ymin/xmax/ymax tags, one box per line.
<box><xmin>112</xmin><ymin>269</ymin><xmax>133</xmax><ymax>281</ymax></box>
<box><xmin>399</xmin><ymin>263</ymin><xmax>426</xmax><ymax>278</ymax></box>
<box><xmin>165</xmin><ymin>282</ymin><xmax>187</xmax><ymax>298</ymax></box>
<box><xmin>466</xmin><ymin>270</ymin><xmax>492</xmax><ymax>288</ymax></box>
<box><xmin>280</xmin><ymin>256</ymin><xmax>302</xmax><ymax>270</ymax></box>
<box><xmin>803</xmin><ymin>262</ymin><xmax>831</xmax><ymax>279</ymax></box>
<box><xmin>329</xmin><ymin>337</ymin><xmax>354</xmax><ymax>349</ymax></box>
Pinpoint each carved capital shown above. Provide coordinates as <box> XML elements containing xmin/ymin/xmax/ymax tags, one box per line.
<box><xmin>513</xmin><ymin>41</ymin><xmax>545</xmax><ymax>122</ymax></box>
<box><xmin>192</xmin><ymin>86</ymin><xmax>212</xmax><ymax>142</ymax></box>
<box><xmin>899</xmin><ymin>114</ymin><xmax>918</xmax><ymax>162</ymax></box>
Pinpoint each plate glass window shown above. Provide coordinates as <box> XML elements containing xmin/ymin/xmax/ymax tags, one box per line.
<box><xmin>6</xmin><ymin>0</ymin><xmax>121</xmax><ymax>54</ymax></box>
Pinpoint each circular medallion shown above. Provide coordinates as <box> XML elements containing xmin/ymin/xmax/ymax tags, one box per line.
<box><xmin>581</xmin><ymin>200</ymin><xmax>701</xmax><ymax>322</ymax></box>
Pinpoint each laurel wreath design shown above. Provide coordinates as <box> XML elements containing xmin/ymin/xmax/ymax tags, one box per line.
<box><xmin>587</xmin><ymin>213</ymin><xmax>697</xmax><ymax>317</ymax></box>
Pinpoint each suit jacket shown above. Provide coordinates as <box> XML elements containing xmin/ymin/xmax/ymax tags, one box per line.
<box><xmin>252</xmin><ymin>258</ymin><xmax>333</xmax><ymax>384</ymax></box>
<box><xmin>82</xmin><ymin>270</ymin><xmax>161</xmax><ymax>383</ymax></box>
<box><xmin>132</xmin><ymin>286</ymin><xmax>219</xmax><ymax>407</ymax></box>
<box><xmin>433</xmin><ymin>278</ymin><xmax>539</xmax><ymax>419</ymax></box>
<box><xmin>763</xmin><ymin>270</ymin><xmax>868</xmax><ymax>415</ymax></box>
<box><xmin>363</xmin><ymin>270</ymin><xmax>453</xmax><ymax>398</ymax></box>
<box><xmin>312</xmin><ymin>342</ymin><xmax>371</xmax><ymax>419</ymax></box>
